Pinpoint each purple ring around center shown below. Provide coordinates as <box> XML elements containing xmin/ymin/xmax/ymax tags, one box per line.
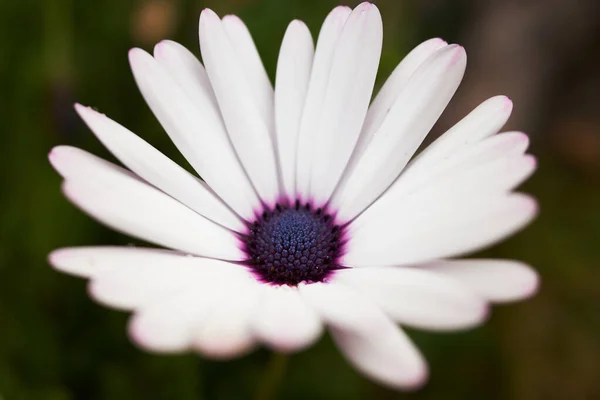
<box><xmin>238</xmin><ymin>198</ymin><xmax>349</xmax><ymax>286</ymax></box>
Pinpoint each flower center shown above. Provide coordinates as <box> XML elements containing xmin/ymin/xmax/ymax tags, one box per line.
<box><xmin>243</xmin><ymin>201</ymin><xmax>345</xmax><ymax>286</ymax></box>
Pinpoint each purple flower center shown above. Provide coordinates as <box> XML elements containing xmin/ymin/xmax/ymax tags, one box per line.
<box><xmin>242</xmin><ymin>201</ymin><xmax>345</xmax><ymax>286</ymax></box>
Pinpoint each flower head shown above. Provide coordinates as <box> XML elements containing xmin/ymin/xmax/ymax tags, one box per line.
<box><xmin>49</xmin><ymin>2</ymin><xmax>539</xmax><ymax>390</ymax></box>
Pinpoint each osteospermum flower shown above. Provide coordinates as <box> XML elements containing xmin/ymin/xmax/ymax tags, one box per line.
<box><xmin>48</xmin><ymin>3</ymin><xmax>539</xmax><ymax>390</ymax></box>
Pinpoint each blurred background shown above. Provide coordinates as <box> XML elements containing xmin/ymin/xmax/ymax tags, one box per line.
<box><xmin>1</xmin><ymin>0</ymin><xmax>600</xmax><ymax>398</ymax></box>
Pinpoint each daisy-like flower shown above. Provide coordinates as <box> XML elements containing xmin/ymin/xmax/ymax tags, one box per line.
<box><xmin>48</xmin><ymin>3</ymin><xmax>539</xmax><ymax>390</ymax></box>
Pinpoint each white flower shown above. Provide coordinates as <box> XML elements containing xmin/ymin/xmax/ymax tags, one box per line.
<box><xmin>48</xmin><ymin>2</ymin><xmax>539</xmax><ymax>390</ymax></box>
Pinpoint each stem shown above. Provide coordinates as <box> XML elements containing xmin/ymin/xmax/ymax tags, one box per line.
<box><xmin>254</xmin><ymin>352</ymin><xmax>288</xmax><ymax>400</ymax></box>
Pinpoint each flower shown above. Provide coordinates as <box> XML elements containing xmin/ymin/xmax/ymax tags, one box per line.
<box><xmin>48</xmin><ymin>2</ymin><xmax>539</xmax><ymax>390</ymax></box>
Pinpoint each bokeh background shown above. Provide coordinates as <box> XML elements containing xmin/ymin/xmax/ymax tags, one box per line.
<box><xmin>1</xmin><ymin>0</ymin><xmax>600</xmax><ymax>398</ymax></box>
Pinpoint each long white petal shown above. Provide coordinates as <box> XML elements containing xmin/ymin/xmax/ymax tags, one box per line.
<box><xmin>439</xmin><ymin>154</ymin><xmax>536</xmax><ymax>196</ymax></box>
<box><xmin>295</xmin><ymin>5</ymin><xmax>352</xmax><ymax>199</ymax></box>
<box><xmin>333</xmin><ymin>267</ymin><xmax>488</xmax><ymax>331</ymax></box>
<box><xmin>410</xmin><ymin>95</ymin><xmax>514</xmax><ymax>170</ymax></box>
<box><xmin>129</xmin><ymin>270</ymin><xmax>258</xmax><ymax>355</ymax></box>
<box><xmin>49</xmin><ymin>246</ymin><xmax>178</xmax><ymax>279</ymax></box>
<box><xmin>308</xmin><ymin>3</ymin><xmax>383</xmax><ymax>204</ymax></box>
<box><xmin>361</xmin><ymin>38</ymin><xmax>448</xmax><ymax>143</ymax></box>
<box><xmin>48</xmin><ymin>246</ymin><xmax>256</xmax><ymax>354</ymax></box>
<box><xmin>129</xmin><ymin>290</ymin><xmax>210</xmax><ymax>353</ymax></box>
<box><xmin>419</xmin><ymin>259</ymin><xmax>539</xmax><ymax>303</ymax></box>
<box><xmin>199</xmin><ymin>9</ymin><xmax>279</xmax><ymax>204</ymax></box>
<box><xmin>49</xmin><ymin>247</ymin><xmax>253</xmax><ymax>309</ymax></box>
<box><xmin>74</xmin><ymin>105</ymin><xmax>244</xmax><ymax>231</ymax></box>
<box><xmin>50</xmin><ymin>147</ymin><xmax>244</xmax><ymax>260</ymax></box>
<box><xmin>345</xmin><ymin>193</ymin><xmax>538</xmax><ymax>266</ymax></box>
<box><xmin>332</xmin><ymin>45</ymin><xmax>466</xmax><ymax>221</ymax></box>
<box><xmin>222</xmin><ymin>14</ymin><xmax>274</xmax><ymax>135</ymax></box>
<box><xmin>251</xmin><ymin>284</ymin><xmax>323</xmax><ymax>352</ymax></box>
<box><xmin>386</xmin><ymin>131</ymin><xmax>534</xmax><ymax>201</ymax></box>
<box><xmin>339</xmin><ymin>39</ymin><xmax>448</xmax><ymax>191</ymax></box>
<box><xmin>300</xmin><ymin>282</ymin><xmax>428</xmax><ymax>390</ymax></box>
<box><xmin>275</xmin><ymin>20</ymin><xmax>314</xmax><ymax>197</ymax></box>
<box><xmin>153</xmin><ymin>40</ymin><xmax>220</xmax><ymax>117</ymax></box>
<box><xmin>128</xmin><ymin>48</ymin><xmax>259</xmax><ymax>220</ymax></box>
<box><xmin>192</xmin><ymin>277</ymin><xmax>262</xmax><ymax>359</ymax></box>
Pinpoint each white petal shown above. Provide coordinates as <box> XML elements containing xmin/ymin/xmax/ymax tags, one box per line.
<box><xmin>308</xmin><ymin>3</ymin><xmax>383</xmax><ymax>204</ymax></box>
<box><xmin>50</xmin><ymin>146</ymin><xmax>244</xmax><ymax>260</ymax></box>
<box><xmin>410</xmin><ymin>95</ymin><xmax>514</xmax><ymax>170</ymax></box>
<box><xmin>442</xmin><ymin>154</ymin><xmax>537</xmax><ymax>196</ymax></box>
<box><xmin>153</xmin><ymin>40</ymin><xmax>220</xmax><ymax>118</ymax></box>
<box><xmin>89</xmin><ymin>262</ymin><xmax>208</xmax><ymax>311</ymax></box>
<box><xmin>48</xmin><ymin>246</ymin><xmax>256</xmax><ymax>354</ymax></box>
<box><xmin>333</xmin><ymin>267</ymin><xmax>488</xmax><ymax>331</ymax></box>
<box><xmin>388</xmin><ymin>131</ymin><xmax>533</xmax><ymax>199</ymax></box>
<box><xmin>341</xmin><ymin>39</ymin><xmax>448</xmax><ymax>189</ymax></box>
<box><xmin>192</xmin><ymin>278</ymin><xmax>262</xmax><ymax>359</ymax></box>
<box><xmin>295</xmin><ymin>5</ymin><xmax>352</xmax><ymax>199</ymax></box>
<box><xmin>74</xmin><ymin>105</ymin><xmax>244</xmax><ymax>232</ymax></box>
<box><xmin>274</xmin><ymin>20</ymin><xmax>314</xmax><ymax>197</ymax></box>
<box><xmin>419</xmin><ymin>259</ymin><xmax>539</xmax><ymax>303</ymax></box>
<box><xmin>128</xmin><ymin>47</ymin><xmax>259</xmax><ymax>220</ymax></box>
<box><xmin>48</xmin><ymin>246</ymin><xmax>160</xmax><ymax>278</ymax></box>
<box><xmin>49</xmin><ymin>246</ymin><xmax>252</xmax><ymax>310</ymax></box>
<box><xmin>300</xmin><ymin>282</ymin><xmax>428</xmax><ymax>390</ymax></box>
<box><xmin>339</xmin><ymin>94</ymin><xmax>512</xmax><ymax>220</ymax></box>
<box><xmin>129</xmin><ymin>289</ymin><xmax>209</xmax><ymax>353</ymax></box>
<box><xmin>129</xmin><ymin>269</ymin><xmax>258</xmax><ymax>355</ymax></box>
<box><xmin>222</xmin><ymin>14</ymin><xmax>274</xmax><ymax>135</ymax></box>
<box><xmin>332</xmin><ymin>45</ymin><xmax>466</xmax><ymax>221</ymax></box>
<box><xmin>199</xmin><ymin>9</ymin><xmax>279</xmax><ymax>204</ymax></box>
<box><xmin>251</xmin><ymin>284</ymin><xmax>323</xmax><ymax>352</ymax></box>
<box><xmin>345</xmin><ymin>193</ymin><xmax>538</xmax><ymax>266</ymax></box>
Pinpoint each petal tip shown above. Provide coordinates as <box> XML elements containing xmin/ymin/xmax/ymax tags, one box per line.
<box><xmin>222</xmin><ymin>14</ymin><xmax>242</xmax><ymax>23</ymax></box>
<box><xmin>502</xmin><ymin>95</ymin><xmax>513</xmax><ymax>112</ymax></box>
<box><xmin>128</xmin><ymin>47</ymin><xmax>148</xmax><ymax>66</ymax></box>
<box><xmin>479</xmin><ymin>301</ymin><xmax>492</xmax><ymax>324</ymax></box>
<box><xmin>48</xmin><ymin>145</ymin><xmax>73</xmax><ymax>171</ymax></box>
<box><xmin>524</xmin><ymin>154</ymin><xmax>537</xmax><ymax>169</ymax></box>
<box><xmin>195</xmin><ymin>336</ymin><xmax>255</xmax><ymax>360</ymax></box>
<box><xmin>519</xmin><ymin>194</ymin><xmax>539</xmax><ymax>220</ymax></box>
<box><xmin>153</xmin><ymin>41</ymin><xmax>167</xmax><ymax>57</ymax></box>
<box><xmin>288</xmin><ymin>19</ymin><xmax>306</xmax><ymax>29</ymax></box>
<box><xmin>509</xmin><ymin>130</ymin><xmax>527</xmax><ymax>141</ymax></box>
<box><xmin>330</xmin><ymin>5</ymin><xmax>352</xmax><ymax>19</ymax></box>
<box><xmin>47</xmin><ymin>248</ymin><xmax>66</xmax><ymax>269</ymax></box>
<box><xmin>128</xmin><ymin>317</ymin><xmax>151</xmax><ymax>350</ymax></box>
<box><xmin>522</xmin><ymin>268</ymin><xmax>540</xmax><ymax>300</ymax></box>
<box><xmin>200</xmin><ymin>8</ymin><xmax>219</xmax><ymax>22</ymax></box>
<box><xmin>398</xmin><ymin>364</ymin><xmax>430</xmax><ymax>391</ymax></box>
<box><xmin>199</xmin><ymin>8</ymin><xmax>222</xmax><ymax>37</ymax></box>
<box><xmin>128</xmin><ymin>315</ymin><xmax>190</xmax><ymax>354</ymax></box>
<box><xmin>128</xmin><ymin>47</ymin><xmax>141</xmax><ymax>58</ymax></box>
<box><xmin>334</xmin><ymin>5</ymin><xmax>352</xmax><ymax>12</ymax></box>
<box><xmin>73</xmin><ymin>103</ymin><xmax>101</xmax><ymax>120</ymax></box>
<box><xmin>48</xmin><ymin>147</ymin><xmax>58</xmax><ymax>162</ymax></box>
<box><xmin>435</xmin><ymin>44</ymin><xmax>466</xmax><ymax>68</ymax></box>
<box><xmin>492</xmin><ymin>261</ymin><xmax>541</xmax><ymax>303</ymax></box>
<box><xmin>47</xmin><ymin>248</ymin><xmax>86</xmax><ymax>276</ymax></box>
<box><xmin>451</xmin><ymin>45</ymin><xmax>467</xmax><ymax>63</ymax></box>
<box><xmin>510</xmin><ymin>261</ymin><xmax>541</xmax><ymax>301</ymax></box>
<box><xmin>354</xmin><ymin>1</ymin><xmax>382</xmax><ymax>21</ymax></box>
<box><xmin>356</xmin><ymin>2</ymin><xmax>377</xmax><ymax>9</ymax></box>
<box><xmin>73</xmin><ymin>102</ymin><xmax>86</xmax><ymax>113</ymax></box>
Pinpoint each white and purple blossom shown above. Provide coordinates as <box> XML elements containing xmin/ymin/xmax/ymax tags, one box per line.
<box><xmin>49</xmin><ymin>2</ymin><xmax>539</xmax><ymax>390</ymax></box>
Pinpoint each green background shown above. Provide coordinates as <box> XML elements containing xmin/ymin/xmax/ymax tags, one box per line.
<box><xmin>1</xmin><ymin>0</ymin><xmax>600</xmax><ymax>399</ymax></box>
